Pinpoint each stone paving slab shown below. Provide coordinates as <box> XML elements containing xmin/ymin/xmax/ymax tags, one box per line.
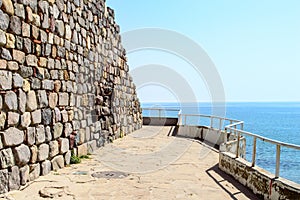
<box><xmin>0</xmin><ymin>126</ymin><xmax>258</xmax><ymax>200</ymax></box>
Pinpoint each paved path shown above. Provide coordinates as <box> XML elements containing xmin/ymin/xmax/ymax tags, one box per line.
<box><xmin>1</xmin><ymin>126</ymin><xmax>258</xmax><ymax>200</ymax></box>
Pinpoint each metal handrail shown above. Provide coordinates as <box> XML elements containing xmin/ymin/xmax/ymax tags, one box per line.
<box><xmin>142</xmin><ymin>108</ymin><xmax>180</xmax><ymax>118</ymax></box>
<box><xmin>225</xmin><ymin>125</ymin><xmax>300</xmax><ymax>177</ymax></box>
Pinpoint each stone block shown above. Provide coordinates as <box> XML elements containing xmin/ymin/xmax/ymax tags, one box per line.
<box><xmin>51</xmin><ymin>155</ymin><xmax>64</xmax><ymax>171</ymax></box>
<box><xmin>30</xmin><ymin>145</ymin><xmax>37</xmax><ymax>163</ymax></box>
<box><xmin>63</xmin><ymin>123</ymin><xmax>72</xmax><ymax>137</ymax></box>
<box><xmin>29</xmin><ymin>163</ymin><xmax>40</xmax><ymax>181</ymax></box>
<box><xmin>0</xmin><ymin>169</ymin><xmax>8</xmax><ymax>194</ymax></box>
<box><xmin>9</xmin><ymin>16</ymin><xmax>21</xmax><ymax>35</ymax></box>
<box><xmin>0</xmin><ymin>47</ymin><xmax>12</xmax><ymax>60</ymax></box>
<box><xmin>19</xmin><ymin>165</ymin><xmax>29</xmax><ymax>186</ymax></box>
<box><xmin>65</xmin><ymin>25</ymin><xmax>71</xmax><ymax>40</ymax></box>
<box><xmin>58</xmin><ymin>92</ymin><xmax>68</xmax><ymax>106</ymax></box>
<box><xmin>18</xmin><ymin>88</ymin><xmax>26</xmax><ymax>113</ymax></box>
<box><xmin>0</xmin><ymin>112</ymin><xmax>6</xmax><ymax>129</ymax></box>
<box><xmin>0</xmin><ymin>10</ymin><xmax>9</xmax><ymax>31</ymax></box>
<box><xmin>49</xmin><ymin>93</ymin><xmax>58</xmax><ymax>108</ymax></box>
<box><xmin>7</xmin><ymin>111</ymin><xmax>19</xmax><ymax>126</ymax></box>
<box><xmin>23</xmin><ymin>38</ymin><xmax>32</xmax><ymax>53</ymax></box>
<box><xmin>45</xmin><ymin>126</ymin><xmax>52</xmax><ymax>142</ymax></box>
<box><xmin>37</xmin><ymin>143</ymin><xmax>49</xmax><ymax>161</ymax></box>
<box><xmin>12</xmin><ymin>73</ymin><xmax>23</xmax><ymax>87</ymax></box>
<box><xmin>64</xmin><ymin>150</ymin><xmax>71</xmax><ymax>166</ymax></box>
<box><xmin>61</xmin><ymin>110</ymin><xmax>68</xmax><ymax>123</ymax></box>
<box><xmin>15</xmin><ymin>3</ymin><xmax>25</xmax><ymax>19</ymax></box>
<box><xmin>54</xmin><ymin>107</ymin><xmax>61</xmax><ymax>123</ymax></box>
<box><xmin>0</xmin><ymin>59</ymin><xmax>6</xmax><ymax>69</ymax></box>
<box><xmin>0</xmin><ymin>70</ymin><xmax>12</xmax><ymax>90</ymax></box>
<box><xmin>2</xmin><ymin>0</ymin><xmax>14</xmax><ymax>15</ymax></box>
<box><xmin>41</xmin><ymin>160</ymin><xmax>51</xmax><ymax>176</ymax></box>
<box><xmin>54</xmin><ymin>80</ymin><xmax>61</xmax><ymax>92</ymax></box>
<box><xmin>26</xmin><ymin>54</ymin><xmax>38</xmax><ymax>67</ymax></box>
<box><xmin>22</xmin><ymin>79</ymin><xmax>30</xmax><ymax>92</ymax></box>
<box><xmin>37</xmin><ymin>90</ymin><xmax>48</xmax><ymax>108</ymax></box>
<box><xmin>78</xmin><ymin>128</ymin><xmax>85</xmax><ymax>144</ymax></box>
<box><xmin>58</xmin><ymin>138</ymin><xmax>69</xmax><ymax>154</ymax></box>
<box><xmin>49</xmin><ymin>140</ymin><xmax>59</xmax><ymax>158</ymax></box>
<box><xmin>15</xmin><ymin>36</ymin><xmax>23</xmax><ymax>50</ymax></box>
<box><xmin>26</xmin><ymin>127</ymin><xmax>35</xmax><ymax>146</ymax></box>
<box><xmin>31</xmin><ymin>109</ymin><xmax>41</xmax><ymax>124</ymax></box>
<box><xmin>42</xmin><ymin>80</ymin><xmax>54</xmax><ymax>90</ymax></box>
<box><xmin>39</xmin><ymin>57</ymin><xmax>47</xmax><ymax>67</ymax></box>
<box><xmin>0</xmin><ymin>148</ymin><xmax>15</xmax><ymax>168</ymax></box>
<box><xmin>7</xmin><ymin>61</ymin><xmax>19</xmax><ymax>71</ymax></box>
<box><xmin>5</xmin><ymin>33</ymin><xmax>15</xmax><ymax>48</ymax></box>
<box><xmin>35</xmin><ymin>125</ymin><xmax>45</xmax><ymax>145</ymax></box>
<box><xmin>77</xmin><ymin>143</ymin><xmax>88</xmax><ymax>157</ymax></box>
<box><xmin>31</xmin><ymin>25</ymin><xmax>39</xmax><ymax>40</ymax></box>
<box><xmin>22</xmin><ymin>22</ymin><xmax>30</xmax><ymax>37</ymax></box>
<box><xmin>53</xmin><ymin>122</ymin><xmax>63</xmax><ymax>139</ymax></box>
<box><xmin>88</xmin><ymin>140</ymin><xmax>97</xmax><ymax>154</ymax></box>
<box><xmin>1</xmin><ymin>127</ymin><xmax>24</xmax><ymax>147</ymax></box>
<box><xmin>55</xmin><ymin>20</ymin><xmax>64</xmax><ymax>37</ymax></box>
<box><xmin>13</xmin><ymin>144</ymin><xmax>30</xmax><ymax>166</ymax></box>
<box><xmin>41</xmin><ymin>108</ymin><xmax>52</xmax><ymax>125</ymax></box>
<box><xmin>20</xmin><ymin>112</ymin><xmax>31</xmax><ymax>128</ymax></box>
<box><xmin>26</xmin><ymin>91</ymin><xmax>37</xmax><ymax>111</ymax></box>
<box><xmin>8</xmin><ymin>166</ymin><xmax>20</xmax><ymax>191</ymax></box>
<box><xmin>31</xmin><ymin>78</ymin><xmax>41</xmax><ymax>89</ymax></box>
<box><xmin>4</xmin><ymin>91</ymin><xmax>17</xmax><ymax>110</ymax></box>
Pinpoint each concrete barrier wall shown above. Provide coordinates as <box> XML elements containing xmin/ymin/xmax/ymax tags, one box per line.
<box><xmin>219</xmin><ymin>152</ymin><xmax>300</xmax><ymax>200</ymax></box>
<box><xmin>143</xmin><ymin>117</ymin><xmax>178</xmax><ymax>126</ymax></box>
<box><xmin>177</xmin><ymin>126</ymin><xmax>225</xmax><ymax>146</ymax></box>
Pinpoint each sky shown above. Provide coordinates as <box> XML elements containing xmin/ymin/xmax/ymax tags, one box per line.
<box><xmin>106</xmin><ymin>0</ymin><xmax>300</xmax><ymax>103</ymax></box>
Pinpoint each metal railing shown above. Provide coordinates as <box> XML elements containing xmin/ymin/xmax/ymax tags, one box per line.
<box><xmin>225</xmin><ymin>125</ymin><xmax>300</xmax><ymax>178</ymax></box>
<box><xmin>142</xmin><ymin>107</ymin><xmax>300</xmax><ymax>180</ymax></box>
<box><xmin>142</xmin><ymin>108</ymin><xmax>180</xmax><ymax>118</ymax></box>
<box><xmin>178</xmin><ymin>113</ymin><xmax>243</xmax><ymax>133</ymax></box>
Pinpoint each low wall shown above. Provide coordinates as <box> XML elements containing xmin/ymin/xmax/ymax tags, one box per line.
<box><xmin>219</xmin><ymin>152</ymin><xmax>300</xmax><ymax>200</ymax></box>
<box><xmin>176</xmin><ymin>126</ymin><xmax>225</xmax><ymax>146</ymax></box>
<box><xmin>143</xmin><ymin>117</ymin><xmax>178</xmax><ymax>126</ymax></box>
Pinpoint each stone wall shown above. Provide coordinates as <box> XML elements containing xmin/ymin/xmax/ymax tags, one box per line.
<box><xmin>219</xmin><ymin>152</ymin><xmax>300</xmax><ymax>200</ymax></box>
<box><xmin>0</xmin><ymin>0</ymin><xmax>142</xmax><ymax>193</ymax></box>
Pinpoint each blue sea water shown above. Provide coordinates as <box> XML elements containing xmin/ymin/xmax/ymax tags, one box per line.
<box><xmin>142</xmin><ymin>102</ymin><xmax>300</xmax><ymax>184</ymax></box>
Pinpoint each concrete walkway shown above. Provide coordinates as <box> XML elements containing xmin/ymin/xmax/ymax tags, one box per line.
<box><xmin>1</xmin><ymin>126</ymin><xmax>258</xmax><ymax>200</ymax></box>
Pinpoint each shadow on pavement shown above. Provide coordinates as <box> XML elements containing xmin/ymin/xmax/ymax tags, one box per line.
<box><xmin>206</xmin><ymin>164</ymin><xmax>260</xmax><ymax>200</ymax></box>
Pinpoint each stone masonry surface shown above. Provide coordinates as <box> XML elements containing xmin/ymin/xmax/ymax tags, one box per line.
<box><xmin>0</xmin><ymin>0</ymin><xmax>142</xmax><ymax>194</ymax></box>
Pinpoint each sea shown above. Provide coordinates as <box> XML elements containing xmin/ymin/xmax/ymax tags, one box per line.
<box><xmin>142</xmin><ymin>102</ymin><xmax>300</xmax><ymax>184</ymax></box>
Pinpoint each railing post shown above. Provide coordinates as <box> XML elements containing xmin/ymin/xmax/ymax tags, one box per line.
<box><xmin>236</xmin><ymin>131</ymin><xmax>240</xmax><ymax>158</ymax></box>
<box><xmin>219</xmin><ymin>118</ymin><xmax>222</xmax><ymax>131</ymax></box>
<box><xmin>210</xmin><ymin>117</ymin><xmax>213</xmax><ymax>128</ymax></box>
<box><xmin>275</xmin><ymin>144</ymin><xmax>281</xmax><ymax>178</ymax></box>
<box><xmin>230</xmin><ymin>120</ymin><xmax>233</xmax><ymax>134</ymax></box>
<box><xmin>184</xmin><ymin>115</ymin><xmax>187</xmax><ymax>126</ymax></box>
<box><xmin>252</xmin><ymin>137</ymin><xmax>257</xmax><ymax>167</ymax></box>
<box><xmin>240</xmin><ymin>123</ymin><xmax>244</xmax><ymax>131</ymax></box>
<box><xmin>224</xmin><ymin>128</ymin><xmax>228</xmax><ymax>143</ymax></box>
<box><xmin>234</xmin><ymin>125</ymin><xmax>237</xmax><ymax>136</ymax></box>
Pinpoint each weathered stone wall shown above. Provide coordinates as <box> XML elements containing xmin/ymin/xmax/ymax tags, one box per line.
<box><xmin>219</xmin><ymin>152</ymin><xmax>300</xmax><ymax>200</ymax></box>
<box><xmin>0</xmin><ymin>0</ymin><xmax>142</xmax><ymax>193</ymax></box>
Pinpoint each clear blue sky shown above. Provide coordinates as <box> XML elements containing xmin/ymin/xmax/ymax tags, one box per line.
<box><xmin>107</xmin><ymin>0</ymin><xmax>300</xmax><ymax>102</ymax></box>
